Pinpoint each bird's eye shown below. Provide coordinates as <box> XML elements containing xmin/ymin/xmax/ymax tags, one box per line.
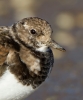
<box><xmin>30</xmin><ymin>29</ymin><xmax>36</xmax><ymax>34</ymax></box>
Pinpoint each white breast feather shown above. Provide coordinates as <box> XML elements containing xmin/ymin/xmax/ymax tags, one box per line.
<box><xmin>0</xmin><ymin>69</ymin><xmax>34</xmax><ymax>100</ymax></box>
<box><xmin>36</xmin><ymin>46</ymin><xmax>48</xmax><ymax>52</ymax></box>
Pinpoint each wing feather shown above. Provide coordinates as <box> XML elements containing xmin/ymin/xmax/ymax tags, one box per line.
<box><xmin>0</xmin><ymin>26</ymin><xmax>11</xmax><ymax>76</ymax></box>
<box><xmin>0</xmin><ymin>45</ymin><xmax>9</xmax><ymax>65</ymax></box>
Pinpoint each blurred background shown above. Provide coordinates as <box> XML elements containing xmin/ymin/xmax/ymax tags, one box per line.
<box><xmin>0</xmin><ymin>0</ymin><xmax>83</xmax><ymax>100</ymax></box>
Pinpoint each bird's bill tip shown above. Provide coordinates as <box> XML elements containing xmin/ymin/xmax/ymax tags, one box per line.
<box><xmin>55</xmin><ymin>46</ymin><xmax>66</xmax><ymax>52</ymax></box>
<box><xmin>49</xmin><ymin>40</ymin><xmax>66</xmax><ymax>52</ymax></box>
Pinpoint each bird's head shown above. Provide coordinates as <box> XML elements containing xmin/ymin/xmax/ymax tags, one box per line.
<box><xmin>11</xmin><ymin>17</ymin><xmax>65</xmax><ymax>52</ymax></box>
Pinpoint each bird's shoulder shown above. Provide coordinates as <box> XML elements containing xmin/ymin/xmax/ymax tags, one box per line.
<box><xmin>0</xmin><ymin>26</ymin><xmax>17</xmax><ymax>76</ymax></box>
<box><xmin>0</xmin><ymin>44</ymin><xmax>10</xmax><ymax>76</ymax></box>
<box><xmin>0</xmin><ymin>45</ymin><xmax>10</xmax><ymax>65</ymax></box>
<box><xmin>0</xmin><ymin>26</ymin><xmax>10</xmax><ymax>65</ymax></box>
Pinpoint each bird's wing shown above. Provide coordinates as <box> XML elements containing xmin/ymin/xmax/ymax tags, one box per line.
<box><xmin>0</xmin><ymin>26</ymin><xmax>11</xmax><ymax>76</ymax></box>
<box><xmin>0</xmin><ymin>45</ymin><xmax>9</xmax><ymax>65</ymax></box>
<box><xmin>0</xmin><ymin>26</ymin><xmax>10</xmax><ymax>65</ymax></box>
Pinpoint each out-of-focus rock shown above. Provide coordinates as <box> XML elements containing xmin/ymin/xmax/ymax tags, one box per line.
<box><xmin>53</xmin><ymin>31</ymin><xmax>76</xmax><ymax>50</ymax></box>
<box><xmin>10</xmin><ymin>0</ymin><xmax>44</xmax><ymax>20</ymax></box>
<box><xmin>52</xmin><ymin>48</ymin><xmax>65</xmax><ymax>59</ymax></box>
<box><xmin>76</xmin><ymin>13</ymin><xmax>83</xmax><ymax>28</ymax></box>
<box><xmin>14</xmin><ymin>11</ymin><xmax>35</xmax><ymax>21</ymax></box>
<box><xmin>10</xmin><ymin>0</ymin><xmax>37</xmax><ymax>20</ymax></box>
<box><xmin>10</xmin><ymin>0</ymin><xmax>35</xmax><ymax>10</ymax></box>
<box><xmin>46</xmin><ymin>96</ymin><xmax>57</xmax><ymax>100</ymax></box>
<box><xmin>55</xmin><ymin>13</ymin><xmax>75</xmax><ymax>30</ymax></box>
<box><xmin>0</xmin><ymin>1</ymin><xmax>10</xmax><ymax>16</ymax></box>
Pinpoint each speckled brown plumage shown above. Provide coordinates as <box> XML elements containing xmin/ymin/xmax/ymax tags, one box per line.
<box><xmin>0</xmin><ymin>17</ymin><xmax>65</xmax><ymax>90</ymax></box>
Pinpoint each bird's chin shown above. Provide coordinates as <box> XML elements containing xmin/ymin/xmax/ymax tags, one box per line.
<box><xmin>36</xmin><ymin>46</ymin><xmax>49</xmax><ymax>52</ymax></box>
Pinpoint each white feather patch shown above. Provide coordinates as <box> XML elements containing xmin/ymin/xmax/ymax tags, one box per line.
<box><xmin>36</xmin><ymin>46</ymin><xmax>48</xmax><ymax>52</ymax></box>
<box><xmin>0</xmin><ymin>70</ymin><xmax>34</xmax><ymax>100</ymax></box>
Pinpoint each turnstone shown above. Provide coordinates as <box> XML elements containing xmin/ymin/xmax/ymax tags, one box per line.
<box><xmin>0</xmin><ymin>17</ymin><xmax>65</xmax><ymax>100</ymax></box>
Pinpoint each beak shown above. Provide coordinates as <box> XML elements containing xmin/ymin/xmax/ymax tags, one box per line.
<box><xmin>48</xmin><ymin>40</ymin><xmax>66</xmax><ymax>52</ymax></box>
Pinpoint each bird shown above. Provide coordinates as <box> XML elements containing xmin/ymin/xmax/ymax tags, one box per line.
<box><xmin>0</xmin><ymin>17</ymin><xmax>65</xmax><ymax>100</ymax></box>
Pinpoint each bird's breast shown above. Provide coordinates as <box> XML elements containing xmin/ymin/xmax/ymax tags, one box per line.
<box><xmin>0</xmin><ymin>69</ymin><xmax>34</xmax><ymax>100</ymax></box>
<box><xmin>20</xmin><ymin>48</ymin><xmax>41</xmax><ymax>75</ymax></box>
<box><xmin>19</xmin><ymin>47</ymin><xmax>54</xmax><ymax>88</ymax></box>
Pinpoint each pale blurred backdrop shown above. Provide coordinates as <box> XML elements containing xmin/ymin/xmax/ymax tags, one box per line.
<box><xmin>0</xmin><ymin>0</ymin><xmax>83</xmax><ymax>100</ymax></box>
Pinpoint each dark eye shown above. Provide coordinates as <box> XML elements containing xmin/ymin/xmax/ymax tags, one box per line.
<box><xmin>30</xmin><ymin>29</ymin><xmax>36</xmax><ymax>34</ymax></box>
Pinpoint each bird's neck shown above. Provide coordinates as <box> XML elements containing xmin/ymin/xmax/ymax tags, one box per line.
<box><xmin>19</xmin><ymin>46</ymin><xmax>54</xmax><ymax>88</ymax></box>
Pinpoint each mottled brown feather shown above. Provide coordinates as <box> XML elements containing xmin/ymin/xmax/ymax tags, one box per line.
<box><xmin>0</xmin><ymin>26</ymin><xmax>10</xmax><ymax>76</ymax></box>
<box><xmin>0</xmin><ymin>18</ymin><xmax>56</xmax><ymax>89</ymax></box>
<box><xmin>0</xmin><ymin>45</ymin><xmax>9</xmax><ymax>65</ymax></box>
